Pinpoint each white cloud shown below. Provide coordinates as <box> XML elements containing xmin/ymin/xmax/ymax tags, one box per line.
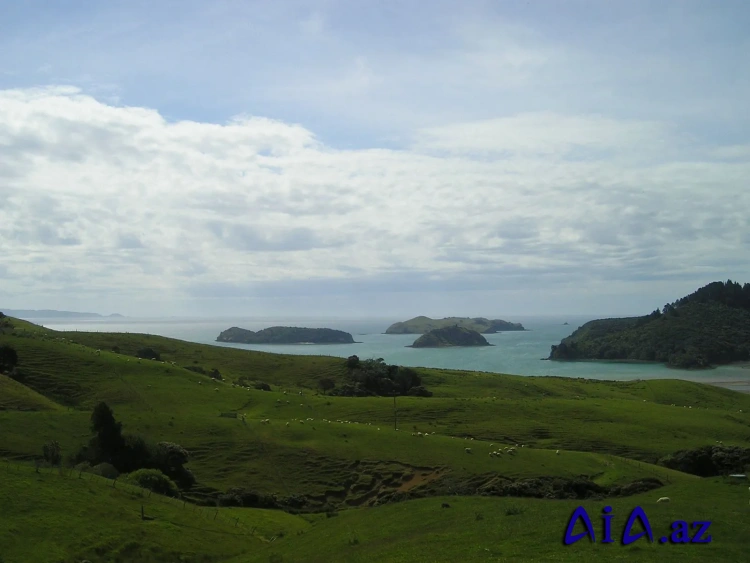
<box><xmin>0</xmin><ymin>86</ymin><xmax>749</xmax><ymax>315</ymax></box>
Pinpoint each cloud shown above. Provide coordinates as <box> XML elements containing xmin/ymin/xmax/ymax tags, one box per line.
<box><xmin>0</xmin><ymin>88</ymin><xmax>748</xmax><ymax>311</ymax></box>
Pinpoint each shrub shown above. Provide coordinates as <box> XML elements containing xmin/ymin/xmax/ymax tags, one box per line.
<box><xmin>126</xmin><ymin>468</ymin><xmax>179</xmax><ymax>497</ymax></box>
<box><xmin>136</xmin><ymin>347</ymin><xmax>160</xmax><ymax>361</ymax></box>
<box><xmin>505</xmin><ymin>506</ymin><xmax>524</xmax><ymax>516</ymax></box>
<box><xmin>92</xmin><ymin>462</ymin><xmax>120</xmax><ymax>479</ymax></box>
<box><xmin>42</xmin><ymin>440</ymin><xmax>62</xmax><ymax>466</ymax></box>
<box><xmin>254</xmin><ymin>382</ymin><xmax>271</xmax><ymax>391</ymax></box>
<box><xmin>209</xmin><ymin>368</ymin><xmax>223</xmax><ymax>380</ymax></box>
<box><xmin>0</xmin><ymin>345</ymin><xmax>18</xmax><ymax>372</ymax></box>
<box><xmin>111</xmin><ymin>345</ymin><xmax>120</xmax><ymax>353</ymax></box>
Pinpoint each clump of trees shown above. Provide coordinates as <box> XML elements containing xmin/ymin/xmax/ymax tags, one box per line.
<box><xmin>73</xmin><ymin>402</ymin><xmax>195</xmax><ymax>490</ymax></box>
<box><xmin>331</xmin><ymin>357</ymin><xmax>432</xmax><ymax>397</ymax></box>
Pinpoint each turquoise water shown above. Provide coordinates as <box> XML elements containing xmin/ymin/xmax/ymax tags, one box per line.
<box><xmin>34</xmin><ymin>315</ymin><xmax>750</xmax><ymax>391</ymax></box>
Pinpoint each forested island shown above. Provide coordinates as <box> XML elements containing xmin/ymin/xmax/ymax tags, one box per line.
<box><xmin>409</xmin><ymin>326</ymin><xmax>492</xmax><ymax>348</ymax></box>
<box><xmin>386</xmin><ymin>316</ymin><xmax>525</xmax><ymax>334</ymax></box>
<box><xmin>216</xmin><ymin>326</ymin><xmax>356</xmax><ymax>345</ymax></box>
<box><xmin>548</xmin><ymin>280</ymin><xmax>750</xmax><ymax>369</ymax></box>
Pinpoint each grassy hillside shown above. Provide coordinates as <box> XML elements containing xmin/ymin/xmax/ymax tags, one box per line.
<box><xmin>3</xmin><ymin>315</ymin><xmax>750</xmax><ymax>561</ymax></box>
<box><xmin>3</xmin><ymin>463</ymin><xmax>747</xmax><ymax>563</ymax></box>
<box><xmin>0</xmin><ymin>463</ymin><xmax>307</xmax><ymax>563</ymax></box>
<box><xmin>237</xmin><ymin>478</ymin><xmax>750</xmax><ymax>563</ymax></box>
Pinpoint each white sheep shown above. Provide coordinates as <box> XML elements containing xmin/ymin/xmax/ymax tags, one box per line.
<box><xmin>214</xmin><ymin>388</ymin><xmax>219</xmax><ymax>392</ymax></box>
<box><xmin>556</xmin><ymin>450</ymin><xmax>560</xmax><ymax>455</ymax></box>
<box><xmin>656</xmin><ymin>497</ymin><xmax>670</xmax><ymax>503</ymax></box>
<box><xmin>465</xmin><ymin>447</ymin><xmax>472</xmax><ymax>453</ymax></box>
<box><xmin>285</xmin><ymin>422</ymin><xmax>290</xmax><ymax>427</ymax></box>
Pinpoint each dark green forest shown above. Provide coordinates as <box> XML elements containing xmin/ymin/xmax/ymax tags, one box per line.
<box><xmin>549</xmin><ymin>280</ymin><xmax>750</xmax><ymax>368</ymax></box>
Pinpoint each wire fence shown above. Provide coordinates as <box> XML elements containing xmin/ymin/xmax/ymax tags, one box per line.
<box><xmin>0</xmin><ymin>459</ymin><xmax>270</xmax><ymax>541</ymax></box>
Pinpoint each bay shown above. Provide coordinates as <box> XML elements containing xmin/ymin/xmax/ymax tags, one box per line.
<box><xmin>32</xmin><ymin>314</ymin><xmax>750</xmax><ymax>392</ymax></box>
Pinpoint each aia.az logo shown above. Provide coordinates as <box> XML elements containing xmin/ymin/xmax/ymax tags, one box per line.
<box><xmin>564</xmin><ymin>506</ymin><xmax>712</xmax><ymax>545</ymax></box>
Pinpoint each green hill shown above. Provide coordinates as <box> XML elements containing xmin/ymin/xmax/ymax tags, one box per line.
<box><xmin>386</xmin><ymin>316</ymin><xmax>525</xmax><ymax>334</ymax></box>
<box><xmin>549</xmin><ymin>280</ymin><xmax>750</xmax><ymax>368</ymax></box>
<box><xmin>217</xmin><ymin>326</ymin><xmax>356</xmax><ymax>344</ymax></box>
<box><xmin>3</xmin><ymin>314</ymin><xmax>750</xmax><ymax>561</ymax></box>
<box><xmin>409</xmin><ymin>326</ymin><xmax>492</xmax><ymax>348</ymax></box>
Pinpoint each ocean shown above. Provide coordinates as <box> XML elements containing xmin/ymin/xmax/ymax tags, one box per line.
<box><xmin>31</xmin><ymin>315</ymin><xmax>750</xmax><ymax>392</ymax></box>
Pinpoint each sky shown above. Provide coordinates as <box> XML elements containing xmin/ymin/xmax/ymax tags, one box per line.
<box><xmin>1</xmin><ymin>0</ymin><xmax>749</xmax><ymax>318</ymax></box>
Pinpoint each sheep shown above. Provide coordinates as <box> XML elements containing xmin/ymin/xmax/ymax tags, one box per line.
<box><xmin>656</xmin><ymin>497</ymin><xmax>670</xmax><ymax>503</ymax></box>
<box><xmin>214</xmin><ymin>388</ymin><xmax>219</xmax><ymax>392</ymax></box>
<box><xmin>465</xmin><ymin>447</ymin><xmax>472</xmax><ymax>454</ymax></box>
<box><xmin>95</xmin><ymin>349</ymin><xmax>101</xmax><ymax>356</ymax></box>
<box><xmin>285</xmin><ymin>422</ymin><xmax>290</xmax><ymax>427</ymax></box>
<box><xmin>198</xmin><ymin>381</ymin><xmax>202</xmax><ymax>385</ymax></box>
<box><xmin>556</xmin><ymin>450</ymin><xmax>560</xmax><ymax>455</ymax></box>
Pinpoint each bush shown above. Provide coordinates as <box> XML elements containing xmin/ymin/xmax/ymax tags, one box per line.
<box><xmin>91</xmin><ymin>462</ymin><xmax>120</xmax><ymax>479</ymax></box>
<box><xmin>254</xmin><ymin>382</ymin><xmax>271</xmax><ymax>391</ymax></box>
<box><xmin>126</xmin><ymin>468</ymin><xmax>179</xmax><ymax>497</ymax></box>
<box><xmin>136</xmin><ymin>347</ymin><xmax>160</xmax><ymax>361</ymax></box>
<box><xmin>346</xmin><ymin>355</ymin><xmax>360</xmax><ymax>369</ymax></box>
<box><xmin>209</xmin><ymin>368</ymin><xmax>223</xmax><ymax>380</ymax></box>
<box><xmin>0</xmin><ymin>345</ymin><xmax>18</xmax><ymax>372</ymax></box>
<box><xmin>42</xmin><ymin>440</ymin><xmax>62</xmax><ymax>466</ymax></box>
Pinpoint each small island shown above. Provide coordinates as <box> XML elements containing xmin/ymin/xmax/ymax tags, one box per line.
<box><xmin>409</xmin><ymin>326</ymin><xmax>493</xmax><ymax>348</ymax></box>
<box><xmin>548</xmin><ymin>280</ymin><xmax>750</xmax><ymax>369</ymax></box>
<box><xmin>216</xmin><ymin>326</ymin><xmax>356</xmax><ymax>345</ymax></box>
<box><xmin>386</xmin><ymin>316</ymin><xmax>525</xmax><ymax>334</ymax></box>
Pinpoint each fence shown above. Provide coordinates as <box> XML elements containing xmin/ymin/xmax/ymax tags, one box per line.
<box><xmin>0</xmin><ymin>459</ymin><xmax>271</xmax><ymax>541</ymax></box>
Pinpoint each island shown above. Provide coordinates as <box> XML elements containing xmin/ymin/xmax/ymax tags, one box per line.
<box><xmin>386</xmin><ymin>316</ymin><xmax>525</xmax><ymax>334</ymax></box>
<box><xmin>408</xmin><ymin>326</ymin><xmax>493</xmax><ymax>348</ymax></box>
<box><xmin>0</xmin><ymin>309</ymin><xmax>125</xmax><ymax>319</ymax></box>
<box><xmin>216</xmin><ymin>326</ymin><xmax>356</xmax><ymax>345</ymax></box>
<box><xmin>548</xmin><ymin>280</ymin><xmax>750</xmax><ymax>369</ymax></box>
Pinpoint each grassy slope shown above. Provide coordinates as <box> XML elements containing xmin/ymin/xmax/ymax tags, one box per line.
<box><xmin>0</xmin><ymin>464</ymin><xmax>308</xmax><ymax>563</ymax></box>
<box><xmin>0</xmin><ymin>373</ymin><xmax>63</xmax><ymax>411</ymax></box>
<box><xmin>2</xmin><ymin>317</ymin><xmax>750</xmax><ymax>561</ymax></box>
<box><xmin>238</xmin><ymin>478</ymin><xmax>750</xmax><ymax>563</ymax></box>
<box><xmin>1</xmin><ymin>320</ymin><xmax>749</xmax><ymax>497</ymax></box>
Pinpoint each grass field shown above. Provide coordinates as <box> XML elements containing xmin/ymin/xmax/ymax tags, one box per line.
<box><xmin>2</xmin><ymin>316</ymin><xmax>750</xmax><ymax>562</ymax></box>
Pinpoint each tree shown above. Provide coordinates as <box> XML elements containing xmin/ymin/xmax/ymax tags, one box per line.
<box><xmin>346</xmin><ymin>355</ymin><xmax>360</xmax><ymax>370</ymax></box>
<box><xmin>318</xmin><ymin>378</ymin><xmax>336</xmax><ymax>394</ymax></box>
<box><xmin>0</xmin><ymin>345</ymin><xmax>18</xmax><ymax>372</ymax></box>
<box><xmin>89</xmin><ymin>402</ymin><xmax>125</xmax><ymax>462</ymax></box>
<box><xmin>42</xmin><ymin>440</ymin><xmax>62</xmax><ymax>466</ymax></box>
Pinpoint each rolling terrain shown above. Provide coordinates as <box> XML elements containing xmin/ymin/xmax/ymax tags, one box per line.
<box><xmin>1</xmin><ymin>315</ymin><xmax>750</xmax><ymax>561</ymax></box>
